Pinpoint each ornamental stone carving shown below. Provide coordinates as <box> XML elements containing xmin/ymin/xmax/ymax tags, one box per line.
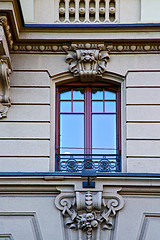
<box><xmin>55</xmin><ymin>187</ymin><xmax>124</xmax><ymax>240</ymax></box>
<box><xmin>0</xmin><ymin>59</ymin><xmax>11</xmax><ymax>118</ymax></box>
<box><xmin>0</xmin><ymin>16</ymin><xmax>13</xmax><ymax>50</ymax></box>
<box><xmin>66</xmin><ymin>44</ymin><xmax>110</xmax><ymax>82</ymax></box>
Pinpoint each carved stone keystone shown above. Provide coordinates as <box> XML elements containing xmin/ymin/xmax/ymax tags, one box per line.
<box><xmin>55</xmin><ymin>187</ymin><xmax>124</xmax><ymax>240</ymax></box>
<box><xmin>66</xmin><ymin>43</ymin><xmax>110</xmax><ymax>82</ymax></box>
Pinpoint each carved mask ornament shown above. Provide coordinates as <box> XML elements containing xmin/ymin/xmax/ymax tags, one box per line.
<box><xmin>66</xmin><ymin>44</ymin><xmax>110</xmax><ymax>82</ymax></box>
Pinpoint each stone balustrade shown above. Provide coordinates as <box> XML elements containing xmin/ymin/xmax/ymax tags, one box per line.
<box><xmin>55</xmin><ymin>0</ymin><xmax>117</xmax><ymax>23</ymax></box>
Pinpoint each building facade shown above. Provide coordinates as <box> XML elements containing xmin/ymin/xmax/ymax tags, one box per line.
<box><xmin>0</xmin><ymin>0</ymin><xmax>160</xmax><ymax>239</ymax></box>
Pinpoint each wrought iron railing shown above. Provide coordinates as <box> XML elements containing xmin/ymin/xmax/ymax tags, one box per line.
<box><xmin>55</xmin><ymin>154</ymin><xmax>121</xmax><ymax>173</ymax></box>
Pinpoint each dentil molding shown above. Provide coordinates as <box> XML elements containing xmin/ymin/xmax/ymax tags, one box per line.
<box><xmin>55</xmin><ymin>187</ymin><xmax>124</xmax><ymax>240</ymax></box>
<box><xmin>0</xmin><ymin>59</ymin><xmax>11</xmax><ymax>118</ymax></box>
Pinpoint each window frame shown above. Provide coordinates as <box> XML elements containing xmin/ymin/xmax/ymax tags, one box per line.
<box><xmin>56</xmin><ymin>81</ymin><xmax>121</xmax><ymax>158</ymax></box>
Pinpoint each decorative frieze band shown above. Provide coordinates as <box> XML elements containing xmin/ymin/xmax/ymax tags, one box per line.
<box><xmin>55</xmin><ymin>187</ymin><xmax>124</xmax><ymax>240</ymax></box>
<box><xmin>11</xmin><ymin>42</ymin><xmax>160</xmax><ymax>54</ymax></box>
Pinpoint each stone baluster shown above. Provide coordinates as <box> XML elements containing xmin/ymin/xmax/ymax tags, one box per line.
<box><xmin>105</xmin><ymin>0</ymin><xmax>109</xmax><ymax>22</ymax></box>
<box><xmin>95</xmin><ymin>0</ymin><xmax>100</xmax><ymax>22</ymax></box>
<box><xmin>115</xmin><ymin>0</ymin><xmax>117</xmax><ymax>22</ymax></box>
<box><xmin>65</xmin><ymin>0</ymin><xmax>70</xmax><ymax>23</ymax></box>
<box><xmin>75</xmin><ymin>0</ymin><xmax>80</xmax><ymax>22</ymax></box>
<box><xmin>85</xmin><ymin>0</ymin><xmax>90</xmax><ymax>23</ymax></box>
<box><xmin>56</xmin><ymin>0</ymin><xmax>60</xmax><ymax>22</ymax></box>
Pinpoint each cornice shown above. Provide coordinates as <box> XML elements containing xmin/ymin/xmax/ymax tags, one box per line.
<box><xmin>0</xmin><ymin>13</ymin><xmax>160</xmax><ymax>55</ymax></box>
<box><xmin>0</xmin><ymin>14</ymin><xmax>160</xmax><ymax>55</ymax></box>
<box><xmin>2</xmin><ymin>0</ymin><xmax>160</xmax><ymax>49</ymax></box>
<box><xmin>11</xmin><ymin>42</ymin><xmax>160</xmax><ymax>54</ymax></box>
<box><xmin>0</xmin><ymin>176</ymin><xmax>160</xmax><ymax>194</ymax></box>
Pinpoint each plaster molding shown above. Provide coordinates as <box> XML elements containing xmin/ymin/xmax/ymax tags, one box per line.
<box><xmin>51</xmin><ymin>71</ymin><xmax>124</xmax><ymax>85</ymax></box>
<box><xmin>0</xmin><ymin>59</ymin><xmax>11</xmax><ymax>118</ymax></box>
<box><xmin>0</xmin><ymin>234</ymin><xmax>14</xmax><ymax>240</ymax></box>
<box><xmin>0</xmin><ymin>212</ymin><xmax>43</xmax><ymax>240</ymax></box>
<box><xmin>0</xmin><ymin>177</ymin><xmax>160</xmax><ymax>193</ymax></box>
<box><xmin>138</xmin><ymin>213</ymin><xmax>160</xmax><ymax>240</ymax></box>
<box><xmin>66</xmin><ymin>44</ymin><xmax>110</xmax><ymax>81</ymax></box>
<box><xmin>0</xmin><ymin>16</ymin><xmax>13</xmax><ymax>51</ymax></box>
<box><xmin>55</xmin><ymin>188</ymin><xmax>124</xmax><ymax>240</ymax></box>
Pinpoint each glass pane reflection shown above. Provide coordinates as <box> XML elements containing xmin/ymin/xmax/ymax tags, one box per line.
<box><xmin>105</xmin><ymin>90</ymin><xmax>116</xmax><ymax>100</ymax></box>
<box><xmin>105</xmin><ymin>102</ymin><xmax>116</xmax><ymax>113</ymax></box>
<box><xmin>73</xmin><ymin>88</ymin><xmax>84</xmax><ymax>99</ymax></box>
<box><xmin>60</xmin><ymin>101</ymin><xmax>71</xmax><ymax>112</ymax></box>
<box><xmin>73</xmin><ymin>101</ymin><xmax>84</xmax><ymax>112</ymax></box>
<box><xmin>92</xmin><ymin>88</ymin><xmax>103</xmax><ymax>99</ymax></box>
<box><xmin>60</xmin><ymin>89</ymin><xmax>71</xmax><ymax>99</ymax></box>
<box><xmin>92</xmin><ymin>114</ymin><xmax>116</xmax><ymax>154</ymax></box>
<box><xmin>60</xmin><ymin>114</ymin><xmax>84</xmax><ymax>154</ymax></box>
<box><xmin>92</xmin><ymin>101</ymin><xmax>103</xmax><ymax>112</ymax></box>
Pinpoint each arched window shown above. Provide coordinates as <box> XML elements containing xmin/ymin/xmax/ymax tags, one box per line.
<box><xmin>55</xmin><ymin>82</ymin><xmax>121</xmax><ymax>173</ymax></box>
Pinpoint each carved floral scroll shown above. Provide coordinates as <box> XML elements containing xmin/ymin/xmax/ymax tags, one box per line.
<box><xmin>55</xmin><ymin>188</ymin><xmax>124</xmax><ymax>240</ymax></box>
<box><xmin>0</xmin><ymin>59</ymin><xmax>11</xmax><ymax>118</ymax></box>
<box><xmin>0</xmin><ymin>16</ymin><xmax>12</xmax><ymax>118</ymax></box>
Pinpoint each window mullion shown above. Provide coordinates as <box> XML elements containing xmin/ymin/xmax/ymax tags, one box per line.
<box><xmin>85</xmin><ymin>87</ymin><xmax>92</xmax><ymax>154</ymax></box>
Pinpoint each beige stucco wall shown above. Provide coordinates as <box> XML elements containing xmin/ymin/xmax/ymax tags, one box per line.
<box><xmin>0</xmin><ymin>71</ymin><xmax>50</xmax><ymax>171</ymax></box>
<box><xmin>1</xmin><ymin>1</ymin><xmax>160</xmax><ymax>239</ymax></box>
<box><xmin>126</xmin><ymin>72</ymin><xmax>160</xmax><ymax>172</ymax></box>
<box><xmin>0</xmin><ymin>53</ymin><xmax>160</xmax><ymax>173</ymax></box>
<box><xmin>0</xmin><ymin>178</ymin><xmax>160</xmax><ymax>240</ymax></box>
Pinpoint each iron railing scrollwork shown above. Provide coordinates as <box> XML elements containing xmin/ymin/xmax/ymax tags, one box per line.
<box><xmin>55</xmin><ymin>154</ymin><xmax>121</xmax><ymax>173</ymax></box>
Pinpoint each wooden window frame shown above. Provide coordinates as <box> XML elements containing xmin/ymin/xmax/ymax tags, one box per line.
<box><xmin>56</xmin><ymin>82</ymin><xmax>121</xmax><ymax>156</ymax></box>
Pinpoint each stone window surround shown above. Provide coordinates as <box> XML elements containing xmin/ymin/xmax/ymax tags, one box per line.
<box><xmin>51</xmin><ymin>70</ymin><xmax>125</xmax><ymax>172</ymax></box>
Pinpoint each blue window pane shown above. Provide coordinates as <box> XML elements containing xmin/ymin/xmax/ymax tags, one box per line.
<box><xmin>92</xmin><ymin>114</ymin><xmax>116</xmax><ymax>154</ymax></box>
<box><xmin>92</xmin><ymin>88</ymin><xmax>103</xmax><ymax>99</ymax></box>
<box><xmin>60</xmin><ymin>114</ymin><xmax>84</xmax><ymax>154</ymax></box>
<box><xmin>92</xmin><ymin>101</ymin><xmax>103</xmax><ymax>112</ymax></box>
<box><xmin>73</xmin><ymin>101</ymin><xmax>84</xmax><ymax>112</ymax></box>
<box><xmin>60</xmin><ymin>101</ymin><xmax>71</xmax><ymax>112</ymax></box>
<box><xmin>73</xmin><ymin>88</ymin><xmax>84</xmax><ymax>99</ymax></box>
<box><xmin>105</xmin><ymin>90</ymin><xmax>116</xmax><ymax>100</ymax></box>
<box><xmin>105</xmin><ymin>101</ymin><xmax>116</xmax><ymax>113</ymax></box>
<box><xmin>60</xmin><ymin>89</ymin><xmax>71</xmax><ymax>99</ymax></box>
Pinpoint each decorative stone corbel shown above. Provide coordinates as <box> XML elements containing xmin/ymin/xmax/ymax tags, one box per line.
<box><xmin>0</xmin><ymin>59</ymin><xmax>11</xmax><ymax>118</ymax></box>
<box><xmin>66</xmin><ymin>43</ymin><xmax>110</xmax><ymax>82</ymax></box>
<box><xmin>55</xmin><ymin>188</ymin><xmax>124</xmax><ymax>240</ymax></box>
